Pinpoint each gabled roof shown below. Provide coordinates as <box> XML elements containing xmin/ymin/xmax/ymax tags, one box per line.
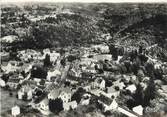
<box><xmin>94</xmin><ymin>78</ymin><xmax>104</xmax><ymax>84</ymax></box>
<box><xmin>41</xmin><ymin>97</ymin><xmax>49</xmax><ymax>105</ymax></box>
<box><xmin>8</xmin><ymin>78</ymin><xmax>20</xmax><ymax>83</ymax></box>
<box><xmin>49</xmin><ymin>89</ymin><xmax>61</xmax><ymax>98</ymax></box>
<box><xmin>98</xmin><ymin>94</ymin><xmax>113</xmax><ymax>106</ymax></box>
<box><xmin>44</xmin><ymin>83</ymin><xmax>58</xmax><ymax>92</ymax></box>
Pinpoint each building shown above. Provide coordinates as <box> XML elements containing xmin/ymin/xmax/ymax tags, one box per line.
<box><xmin>83</xmin><ymin>85</ymin><xmax>91</xmax><ymax>92</ymax></box>
<box><xmin>132</xmin><ymin>105</ymin><xmax>143</xmax><ymax>116</ymax></box>
<box><xmin>1</xmin><ymin>35</ymin><xmax>18</xmax><ymax>43</ymax></box>
<box><xmin>58</xmin><ymin>88</ymin><xmax>72</xmax><ymax>103</ymax></box>
<box><xmin>47</xmin><ymin>69</ymin><xmax>61</xmax><ymax>81</ymax></box>
<box><xmin>17</xmin><ymin>85</ymin><xmax>33</xmax><ymax>100</ymax></box>
<box><xmin>11</xmin><ymin>105</ymin><xmax>20</xmax><ymax>117</ymax></box>
<box><xmin>1</xmin><ymin>61</ymin><xmax>19</xmax><ymax>73</ymax></box>
<box><xmin>38</xmin><ymin>98</ymin><xmax>49</xmax><ymax>111</ymax></box>
<box><xmin>63</xmin><ymin>101</ymin><xmax>77</xmax><ymax>111</ymax></box>
<box><xmin>92</xmin><ymin>78</ymin><xmax>105</xmax><ymax>90</ymax></box>
<box><xmin>98</xmin><ymin>94</ymin><xmax>118</xmax><ymax>112</ymax></box>
<box><xmin>48</xmin><ymin>87</ymin><xmax>72</xmax><ymax>103</ymax></box>
<box><xmin>126</xmin><ymin>84</ymin><xmax>137</xmax><ymax>93</ymax></box>
<box><xmin>7</xmin><ymin>78</ymin><xmax>20</xmax><ymax>89</ymax></box>
<box><xmin>48</xmin><ymin>89</ymin><xmax>60</xmax><ymax>100</ymax></box>
<box><xmin>0</xmin><ymin>52</ymin><xmax>10</xmax><ymax>61</ymax></box>
<box><xmin>92</xmin><ymin>44</ymin><xmax>110</xmax><ymax>54</ymax></box>
<box><xmin>107</xmin><ymin>86</ymin><xmax>120</xmax><ymax>98</ymax></box>
<box><xmin>0</xmin><ymin>79</ymin><xmax>6</xmax><ymax>87</ymax></box>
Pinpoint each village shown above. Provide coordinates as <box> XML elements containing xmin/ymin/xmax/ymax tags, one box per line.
<box><xmin>1</xmin><ymin>3</ymin><xmax>167</xmax><ymax>117</ymax></box>
<box><xmin>1</xmin><ymin>34</ymin><xmax>167</xmax><ymax>117</ymax></box>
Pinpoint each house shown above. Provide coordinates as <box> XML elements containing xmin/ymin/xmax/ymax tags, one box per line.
<box><xmin>48</xmin><ymin>87</ymin><xmax>72</xmax><ymax>103</ymax></box>
<box><xmin>11</xmin><ymin>105</ymin><xmax>20</xmax><ymax>116</ymax></box>
<box><xmin>84</xmin><ymin>67</ymin><xmax>96</xmax><ymax>74</ymax></box>
<box><xmin>69</xmin><ymin>68</ymin><xmax>82</xmax><ymax>78</ymax></box>
<box><xmin>49</xmin><ymin>52</ymin><xmax>60</xmax><ymax>63</ymax></box>
<box><xmin>93</xmin><ymin>54</ymin><xmax>112</xmax><ymax>61</ymax></box>
<box><xmin>92</xmin><ymin>44</ymin><xmax>110</xmax><ymax>53</ymax></box>
<box><xmin>44</xmin><ymin>82</ymin><xmax>58</xmax><ymax>92</ymax></box>
<box><xmin>38</xmin><ymin>98</ymin><xmax>50</xmax><ymax>115</ymax></box>
<box><xmin>132</xmin><ymin>105</ymin><xmax>143</xmax><ymax>116</ymax></box>
<box><xmin>0</xmin><ymin>52</ymin><xmax>10</xmax><ymax>61</ymax></box>
<box><xmin>48</xmin><ymin>89</ymin><xmax>60</xmax><ymax>100</ymax></box>
<box><xmin>113</xmin><ymin>80</ymin><xmax>125</xmax><ymax>90</ymax></box>
<box><xmin>92</xmin><ymin>78</ymin><xmax>105</xmax><ymax>90</ymax></box>
<box><xmin>58</xmin><ymin>88</ymin><xmax>72</xmax><ymax>103</ymax></box>
<box><xmin>1</xmin><ymin>35</ymin><xmax>18</xmax><ymax>43</ymax></box>
<box><xmin>118</xmin><ymin>106</ymin><xmax>139</xmax><ymax>117</ymax></box>
<box><xmin>80</xmin><ymin>93</ymin><xmax>91</xmax><ymax>105</ymax></box>
<box><xmin>17</xmin><ymin>85</ymin><xmax>33</xmax><ymax>100</ymax></box>
<box><xmin>47</xmin><ymin>69</ymin><xmax>61</xmax><ymax>81</ymax></box>
<box><xmin>18</xmin><ymin>90</ymin><xmax>24</xmax><ymax>100</ymax></box>
<box><xmin>7</xmin><ymin>78</ymin><xmax>21</xmax><ymax>89</ymax></box>
<box><xmin>1</xmin><ymin>62</ymin><xmax>19</xmax><ymax>73</ymax></box>
<box><xmin>63</xmin><ymin>101</ymin><xmax>77</xmax><ymax>111</ymax></box>
<box><xmin>83</xmin><ymin>85</ymin><xmax>91</xmax><ymax>92</ymax></box>
<box><xmin>107</xmin><ymin>86</ymin><xmax>120</xmax><ymax>98</ymax></box>
<box><xmin>0</xmin><ymin>79</ymin><xmax>6</xmax><ymax>87</ymax></box>
<box><xmin>126</xmin><ymin>84</ymin><xmax>137</xmax><ymax>93</ymax></box>
<box><xmin>98</xmin><ymin>94</ymin><xmax>118</xmax><ymax>112</ymax></box>
<box><xmin>90</xmin><ymin>89</ymin><xmax>105</xmax><ymax>97</ymax></box>
<box><xmin>161</xmin><ymin>85</ymin><xmax>167</xmax><ymax>93</ymax></box>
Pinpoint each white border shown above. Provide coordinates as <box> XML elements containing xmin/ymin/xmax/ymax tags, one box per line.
<box><xmin>1</xmin><ymin>0</ymin><xmax>167</xmax><ymax>4</ymax></box>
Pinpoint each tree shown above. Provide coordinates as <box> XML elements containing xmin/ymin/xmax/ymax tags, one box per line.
<box><xmin>71</xmin><ymin>87</ymin><xmax>86</xmax><ymax>104</ymax></box>
<box><xmin>143</xmin><ymin>77</ymin><xmax>156</xmax><ymax>107</ymax></box>
<box><xmin>49</xmin><ymin>98</ymin><xmax>64</xmax><ymax>114</ymax></box>
<box><xmin>145</xmin><ymin>62</ymin><xmax>155</xmax><ymax>77</ymax></box>
<box><xmin>67</xmin><ymin>55</ymin><xmax>77</xmax><ymax>62</ymax></box>
<box><xmin>139</xmin><ymin>46</ymin><xmax>143</xmax><ymax>54</ymax></box>
<box><xmin>31</xmin><ymin>65</ymin><xmax>47</xmax><ymax>79</ymax></box>
<box><xmin>60</xmin><ymin>58</ymin><xmax>66</xmax><ymax>67</ymax></box>
<box><xmin>112</xmin><ymin>48</ymin><xmax>118</xmax><ymax>61</ymax></box>
<box><xmin>44</xmin><ymin>54</ymin><xmax>51</xmax><ymax>67</ymax></box>
<box><xmin>133</xmin><ymin>84</ymin><xmax>144</xmax><ymax>106</ymax></box>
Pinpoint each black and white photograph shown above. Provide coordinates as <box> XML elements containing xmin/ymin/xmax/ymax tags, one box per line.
<box><xmin>1</xmin><ymin>0</ymin><xmax>167</xmax><ymax>116</ymax></box>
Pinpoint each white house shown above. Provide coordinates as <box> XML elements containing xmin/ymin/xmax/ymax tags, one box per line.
<box><xmin>11</xmin><ymin>105</ymin><xmax>20</xmax><ymax>117</ymax></box>
<box><xmin>58</xmin><ymin>88</ymin><xmax>72</xmax><ymax>103</ymax></box>
<box><xmin>132</xmin><ymin>105</ymin><xmax>143</xmax><ymax>116</ymax></box>
<box><xmin>126</xmin><ymin>84</ymin><xmax>137</xmax><ymax>93</ymax></box>
<box><xmin>113</xmin><ymin>80</ymin><xmax>125</xmax><ymax>90</ymax></box>
<box><xmin>48</xmin><ymin>89</ymin><xmax>60</xmax><ymax>100</ymax></box>
<box><xmin>81</xmin><ymin>98</ymin><xmax>90</xmax><ymax>105</ymax></box>
<box><xmin>92</xmin><ymin>78</ymin><xmax>105</xmax><ymax>90</ymax></box>
<box><xmin>107</xmin><ymin>86</ymin><xmax>120</xmax><ymax>98</ymax></box>
<box><xmin>80</xmin><ymin>93</ymin><xmax>91</xmax><ymax>105</ymax></box>
<box><xmin>0</xmin><ymin>79</ymin><xmax>6</xmax><ymax>87</ymax></box>
<box><xmin>1</xmin><ymin>62</ymin><xmax>19</xmax><ymax>73</ymax></box>
<box><xmin>47</xmin><ymin>70</ymin><xmax>61</xmax><ymax>81</ymax></box>
<box><xmin>18</xmin><ymin>90</ymin><xmax>24</xmax><ymax>100</ymax></box>
<box><xmin>50</xmin><ymin>52</ymin><xmax>60</xmax><ymax>63</ymax></box>
<box><xmin>38</xmin><ymin>98</ymin><xmax>50</xmax><ymax>115</ymax></box>
<box><xmin>92</xmin><ymin>44</ymin><xmax>110</xmax><ymax>53</ymax></box>
<box><xmin>1</xmin><ymin>35</ymin><xmax>18</xmax><ymax>43</ymax></box>
<box><xmin>63</xmin><ymin>101</ymin><xmax>77</xmax><ymax>111</ymax></box>
<box><xmin>83</xmin><ymin>85</ymin><xmax>91</xmax><ymax>92</ymax></box>
<box><xmin>48</xmin><ymin>88</ymin><xmax>72</xmax><ymax>103</ymax></box>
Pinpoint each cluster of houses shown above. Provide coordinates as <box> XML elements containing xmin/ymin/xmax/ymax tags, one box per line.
<box><xmin>1</xmin><ymin>43</ymin><xmax>167</xmax><ymax>117</ymax></box>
